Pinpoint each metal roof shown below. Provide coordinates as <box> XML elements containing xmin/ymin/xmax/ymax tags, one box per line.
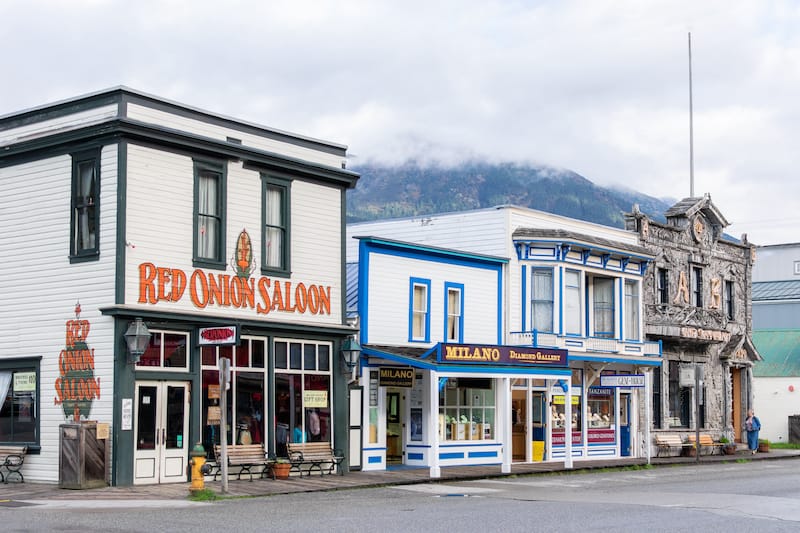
<box><xmin>752</xmin><ymin>280</ymin><xmax>800</xmax><ymax>301</ymax></box>
<box><xmin>752</xmin><ymin>329</ymin><xmax>800</xmax><ymax>377</ymax></box>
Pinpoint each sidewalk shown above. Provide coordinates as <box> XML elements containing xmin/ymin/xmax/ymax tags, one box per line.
<box><xmin>2</xmin><ymin>448</ymin><xmax>798</xmax><ymax>504</ymax></box>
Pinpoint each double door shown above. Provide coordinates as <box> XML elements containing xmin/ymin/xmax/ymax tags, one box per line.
<box><xmin>134</xmin><ymin>381</ymin><xmax>189</xmax><ymax>484</ymax></box>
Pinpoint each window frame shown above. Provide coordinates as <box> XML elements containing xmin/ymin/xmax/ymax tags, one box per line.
<box><xmin>261</xmin><ymin>175</ymin><xmax>291</xmax><ymax>277</ymax></box>
<box><xmin>409</xmin><ymin>278</ymin><xmax>431</xmax><ymax>343</ymax></box>
<box><xmin>692</xmin><ymin>266</ymin><xmax>703</xmax><ymax>308</ymax></box>
<box><xmin>70</xmin><ymin>148</ymin><xmax>101</xmax><ymax>262</ymax></box>
<box><xmin>657</xmin><ymin>268</ymin><xmax>669</xmax><ymax>305</ymax></box>
<box><xmin>193</xmin><ymin>160</ymin><xmax>227</xmax><ymax>269</ymax></box>
<box><xmin>624</xmin><ymin>278</ymin><xmax>640</xmax><ymax>341</ymax></box>
<box><xmin>444</xmin><ymin>282</ymin><xmax>464</xmax><ymax>343</ymax></box>
<box><xmin>531</xmin><ymin>268</ymin><xmax>554</xmax><ymax>333</ymax></box>
<box><xmin>0</xmin><ymin>357</ymin><xmax>41</xmax><ymax>450</ymax></box>
<box><xmin>591</xmin><ymin>276</ymin><xmax>616</xmax><ymax>339</ymax></box>
<box><xmin>724</xmin><ymin>280</ymin><xmax>735</xmax><ymax>320</ymax></box>
<box><xmin>563</xmin><ymin>269</ymin><xmax>582</xmax><ymax>336</ymax></box>
<box><xmin>135</xmin><ymin>330</ymin><xmax>190</xmax><ymax>371</ymax></box>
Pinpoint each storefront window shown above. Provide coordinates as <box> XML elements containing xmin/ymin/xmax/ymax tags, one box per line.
<box><xmin>438</xmin><ymin>378</ymin><xmax>495</xmax><ymax>441</ymax></box>
<box><xmin>0</xmin><ymin>362</ymin><xmax>39</xmax><ymax>445</ymax></box>
<box><xmin>201</xmin><ymin>337</ymin><xmax>267</xmax><ymax>458</ymax></box>
<box><xmin>551</xmin><ymin>394</ymin><xmax>581</xmax><ymax>445</ymax></box>
<box><xmin>137</xmin><ymin>331</ymin><xmax>188</xmax><ymax>370</ymax></box>
<box><xmin>587</xmin><ymin>388</ymin><xmax>612</xmax><ymax>428</ymax></box>
<box><xmin>274</xmin><ymin>340</ymin><xmax>332</xmax><ymax>457</ymax></box>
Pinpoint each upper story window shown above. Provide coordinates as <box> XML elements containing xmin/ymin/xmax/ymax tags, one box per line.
<box><xmin>70</xmin><ymin>149</ymin><xmax>100</xmax><ymax>262</ymax></box>
<box><xmin>262</xmin><ymin>176</ymin><xmax>291</xmax><ymax>276</ymax></box>
<box><xmin>409</xmin><ymin>278</ymin><xmax>431</xmax><ymax>342</ymax></box>
<box><xmin>444</xmin><ymin>283</ymin><xmax>464</xmax><ymax>343</ymax></box>
<box><xmin>657</xmin><ymin>268</ymin><xmax>669</xmax><ymax>305</ymax></box>
<box><xmin>724</xmin><ymin>280</ymin><xmax>735</xmax><ymax>320</ymax></box>
<box><xmin>624</xmin><ymin>279</ymin><xmax>640</xmax><ymax>341</ymax></box>
<box><xmin>692</xmin><ymin>267</ymin><xmax>703</xmax><ymax>307</ymax></box>
<box><xmin>193</xmin><ymin>161</ymin><xmax>226</xmax><ymax>268</ymax></box>
<box><xmin>531</xmin><ymin>269</ymin><xmax>554</xmax><ymax>333</ymax></box>
<box><xmin>592</xmin><ymin>277</ymin><xmax>615</xmax><ymax>339</ymax></box>
<box><xmin>564</xmin><ymin>269</ymin><xmax>582</xmax><ymax>335</ymax></box>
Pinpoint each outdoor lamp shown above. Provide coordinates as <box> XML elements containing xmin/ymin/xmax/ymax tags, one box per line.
<box><xmin>124</xmin><ymin>317</ymin><xmax>151</xmax><ymax>364</ymax></box>
<box><xmin>340</xmin><ymin>336</ymin><xmax>361</xmax><ymax>372</ymax></box>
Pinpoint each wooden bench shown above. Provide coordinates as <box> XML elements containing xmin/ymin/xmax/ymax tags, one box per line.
<box><xmin>687</xmin><ymin>434</ymin><xmax>725</xmax><ymax>456</ymax></box>
<box><xmin>654</xmin><ymin>434</ymin><xmax>691</xmax><ymax>457</ymax></box>
<box><xmin>213</xmin><ymin>444</ymin><xmax>274</xmax><ymax>481</ymax></box>
<box><xmin>287</xmin><ymin>442</ymin><xmax>344</xmax><ymax>476</ymax></box>
<box><xmin>0</xmin><ymin>445</ymin><xmax>28</xmax><ymax>483</ymax></box>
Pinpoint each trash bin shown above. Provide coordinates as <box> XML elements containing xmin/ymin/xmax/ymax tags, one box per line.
<box><xmin>59</xmin><ymin>421</ymin><xmax>109</xmax><ymax>489</ymax></box>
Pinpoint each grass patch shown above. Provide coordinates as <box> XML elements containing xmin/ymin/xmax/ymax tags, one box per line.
<box><xmin>189</xmin><ymin>488</ymin><xmax>220</xmax><ymax>502</ymax></box>
<box><xmin>735</xmin><ymin>458</ymin><xmax>750</xmax><ymax>464</ymax></box>
<box><xmin>769</xmin><ymin>442</ymin><xmax>800</xmax><ymax>449</ymax></box>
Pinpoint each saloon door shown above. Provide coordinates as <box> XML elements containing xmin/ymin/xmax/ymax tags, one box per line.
<box><xmin>133</xmin><ymin>381</ymin><xmax>190</xmax><ymax>484</ymax></box>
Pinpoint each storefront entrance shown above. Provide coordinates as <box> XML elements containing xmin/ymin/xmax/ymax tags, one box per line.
<box><xmin>619</xmin><ymin>392</ymin><xmax>631</xmax><ymax>456</ymax></box>
<box><xmin>133</xmin><ymin>381</ymin><xmax>190</xmax><ymax>485</ymax></box>
<box><xmin>386</xmin><ymin>389</ymin><xmax>404</xmax><ymax>464</ymax></box>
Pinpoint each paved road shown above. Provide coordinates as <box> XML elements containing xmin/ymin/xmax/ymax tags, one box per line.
<box><xmin>3</xmin><ymin>459</ymin><xmax>799</xmax><ymax>532</ymax></box>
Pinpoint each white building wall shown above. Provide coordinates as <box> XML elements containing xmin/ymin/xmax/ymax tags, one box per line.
<box><xmin>126</xmin><ymin>104</ymin><xmax>345</xmax><ymax>169</ymax></box>
<box><xmin>753</xmin><ymin>377</ymin><xmax>800</xmax><ymax>443</ymax></box>
<box><xmin>365</xmin><ymin>252</ymin><xmax>500</xmax><ymax>346</ymax></box>
<box><xmin>0</xmin><ymin>105</ymin><xmax>119</xmax><ymax>147</ymax></box>
<box><xmin>124</xmin><ymin>144</ymin><xmax>342</xmax><ymax>325</ymax></box>
<box><xmin>0</xmin><ymin>145</ymin><xmax>119</xmax><ymax>482</ymax></box>
<box><xmin>754</xmin><ymin>244</ymin><xmax>800</xmax><ymax>282</ymax></box>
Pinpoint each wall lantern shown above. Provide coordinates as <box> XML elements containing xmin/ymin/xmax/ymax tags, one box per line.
<box><xmin>124</xmin><ymin>318</ymin><xmax>151</xmax><ymax>364</ymax></box>
<box><xmin>341</xmin><ymin>336</ymin><xmax>362</xmax><ymax>372</ymax></box>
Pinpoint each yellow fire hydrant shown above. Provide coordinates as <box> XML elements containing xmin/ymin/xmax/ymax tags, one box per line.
<box><xmin>189</xmin><ymin>442</ymin><xmax>211</xmax><ymax>494</ymax></box>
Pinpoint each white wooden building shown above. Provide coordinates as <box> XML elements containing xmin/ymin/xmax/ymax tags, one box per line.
<box><xmin>347</xmin><ymin>207</ymin><xmax>661</xmax><ymax>475</ymax></box>
<box><xmin>0</xmin><ymin>87</ymin><xmax>358</xmax><ymax>485</ymax></box>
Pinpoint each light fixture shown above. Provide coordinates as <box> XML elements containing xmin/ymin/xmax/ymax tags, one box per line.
<box><xmin>124</xmin><ymin>318</ymin><xmax>151</xmax><ymax>364</ymax></box>
<box><xmin>340</xmin><ymin>336</ymin><xmax>361</xmax><ymax>372</ymax></box>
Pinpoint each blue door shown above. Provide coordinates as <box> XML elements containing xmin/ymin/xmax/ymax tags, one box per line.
<box><xmin>620</xmin><ymin>393</ymin><xmax>631</xmax><ymax>456</ymax></box>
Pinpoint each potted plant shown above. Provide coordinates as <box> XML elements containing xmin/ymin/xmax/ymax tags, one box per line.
<box><xmin>758</xmin><ymin>439</ymin><xmax>770</xmax><ymax>453</ymax></box>
<box><xmin>272</xmin><ymin>458</ymin><xmax>291</xmax><ymax>479</ymax></box>
<box><xmin>684</xmin><ymin>438</ymin><xmax>697</xmax><ymax>457</ymax></box>
<box><xmin>719</xmin><ymin>436</ymin><xmax>736</xmax><ymax>455</ymax></box>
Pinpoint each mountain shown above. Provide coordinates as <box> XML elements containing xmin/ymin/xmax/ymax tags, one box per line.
<box><xmin>346</xmin><ymin>160</ymin><xmax>672</xmax><ymax>228</ymax></box>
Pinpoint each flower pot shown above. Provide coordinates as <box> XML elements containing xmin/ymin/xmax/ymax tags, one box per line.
<box><xmin>272</xmin><ymin>462</ymin><xmax>291</xmax><ymax>479</ymax></box>
<box><xmin>758</xmin><ymin>442</ymin><xmax>770</xmax><ymax>453</ymax></box>
<box><xmin>723</xmin><ymin>444</ymin><xmax>737</xmax><ymax>455</ymax></box>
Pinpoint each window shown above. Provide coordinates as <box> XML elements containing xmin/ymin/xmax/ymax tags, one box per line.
<box><xmin>592</xmin><ymin>277</ymin><xmax>615</xmax><ymax>338</ymax></box>
<box><xmin>201</xmin><ymin>337</ymin><xmax>267</xmax><ymax>458</ymax></box>
<box><xmin>531</xmin><ymin>269</ymin><xmax>553</xmax><ymax>333</ymax></box>
<box><xmin>409</xmin><ymin>278</ymin><xmax>431</xmax><ymax>342</ymax></box>
<box><xmin>652</xmin><ymin>369</ymin><xmax>662</xmax><ymax>429</ymax></box>
<box><xmin>724</xmin><ymin>280</ymin><xmax>735</xmax><ymax>320</ymax></box>
<box><xmin>70</xmin><ymin>149</ymin><xmax>100</xmax><ymax>261</ymax></box>
<box><xmin>193</xmin><ymin>161</ymin><xmax>226</xmax><ymax>267</ymax></box>
<box><xmin>692</xmin><ymin>267</ymin><xmax>703</xmax><ymax>307</ymax></box>
<box><xmin>564</xmin><ymin>270</ymin><xmax>582</xmax><ymax>335</ymax></box>
<box><xmin>0</xmin><ymin>359</ymin><xmax>39</xmax><ymax>447</ymax></box>
<box><xmin>262</xmin><ymin>176</ymin><xmax>291</xmax><ymax>275</ymax></box>
<box><xmin>439</xmin><ymin>378</ymin><xmax>495</xmax><ymax>441</ymax></box>
<box><xmin>274</xmin><ymin>340</ymin><xmax>332</xmax><ymax>456</ymax></box>
<box><xmin>624</xmin><ymin>279</ymin><xmax>640</xmax><ymax>341</ymax></box>
<box><xmin>136</xmin><ymin>331</ymin><xmax>189</xmax><ymax>371</ymax></box>
<box><xmin>444</xmin><ymin>283</ymin><xmax>464</xmax><ymax>343</ymax></box>
<box><xmin>657</xmin><ymin>268</ymin><xmax>669</xmax><ymax>305</ymax></box>
<box><xmin>668</xmin><ymin>362</ymin><xmax>691</xmax><ymax>428</ymax></box>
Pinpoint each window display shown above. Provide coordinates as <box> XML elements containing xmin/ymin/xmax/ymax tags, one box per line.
<box><xmin>438</xmin><ymin>378</ymin><xmax>495</xmax><ymax>441</ymax></box>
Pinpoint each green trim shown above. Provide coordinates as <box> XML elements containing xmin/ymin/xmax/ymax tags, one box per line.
<box><xmin>192</xmin><ymin>159</ymin><xmax>227</xmax><ymax>270</ymax></box>
<box><xmin>112</xmin><ymin>317</ymin><xmax>135</xmax><ymax>485</ymax></box>
<box><xmin>116</xmin><ymin>142</ymin><xmax>127</xmax><ymax>304</ymax></box>
<box><xmin>260</xmin><ymin>174</ymin><xmax>291</xmax><ymax>277</ymax></box>
<box><xmin>69</xmin><ymin>147</ymin><xmax>102</xmax><ymax>262</ymax></box>
<box><xmin>0</xmin><ymin>357</ymin><xmax>41</xmax><ymax>450</ymax></box>
<box><xmin>0</xmin><ymin>119</ymin><xmax>359</xmax><ymax>189</ymax></box>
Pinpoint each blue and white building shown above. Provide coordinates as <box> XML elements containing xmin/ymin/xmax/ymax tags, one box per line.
<box><xmin>347</xmin><ymin>206</ymin><xmax>661</xmax><ymax>476</ymax></box>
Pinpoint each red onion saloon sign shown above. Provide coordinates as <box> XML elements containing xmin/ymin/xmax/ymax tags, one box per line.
<box><xmin>55</xmin><ymin>306</ymin><xmax>100</xmax><ymax>421</ymax></box>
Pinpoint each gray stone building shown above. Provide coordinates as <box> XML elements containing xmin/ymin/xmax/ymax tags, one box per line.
<box><xmin>625</xmin><ymin>194</ymin><xmax>760</xmax><ymax>447</ymax></box>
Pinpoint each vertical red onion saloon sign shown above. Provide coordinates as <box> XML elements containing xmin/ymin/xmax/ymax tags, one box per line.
<box><xmin>54</xmin><ymin>303</ymin><xmax>101</xmax><ymax>421</ymax></box>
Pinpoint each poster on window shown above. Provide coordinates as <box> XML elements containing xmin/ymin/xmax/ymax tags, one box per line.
<box><xmin>410</xmin><ymin>408</ymin><xmax>423</xmax><ymax>441</ymax></box>
<box><xmin>303</xmin><ymin>390</ymin><xmax>328</xmax><ymax>408</ymax></box>
<box><xmin>14</xmin><ymin>372</ymin><xmax>36</xmax><ymax>392</ymax></box>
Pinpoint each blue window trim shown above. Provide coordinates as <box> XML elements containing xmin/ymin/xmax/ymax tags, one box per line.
<box><xmin>443</xmin><ymin>282</ymin><xmax>465</xmax><ymax>343</ymax></box>
<box><xmin>530</xmin><ymin>267</ymin><xmax>554</xmax><ymax>333</ymax></box>
<box><xmin>192</xmin><ymin>159</ymin><xmax>227</xmax><ymax>270</ymax></box>
<box><xmin>409</xmin><ymin>277</ymin><xmax>431</xmax><ymax>343</ymax></box>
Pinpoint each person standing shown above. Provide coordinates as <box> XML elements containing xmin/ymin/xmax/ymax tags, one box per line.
<box><xmin>746</xmin><ymin>408</ymin><xmax>761</xmax><ymax>454</ymax></box>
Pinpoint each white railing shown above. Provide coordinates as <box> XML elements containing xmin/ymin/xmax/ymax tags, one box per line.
<box><xmin>507</xmin><ymin>331</ymin><xmax>661</xmax><ymax>357</ymax></box>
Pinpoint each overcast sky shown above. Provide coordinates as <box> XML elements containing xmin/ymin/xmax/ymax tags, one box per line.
<box><xmin>2</xmin><ymin>0</ymin><xmax>797</xmax><ymax>245</ymax></box>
